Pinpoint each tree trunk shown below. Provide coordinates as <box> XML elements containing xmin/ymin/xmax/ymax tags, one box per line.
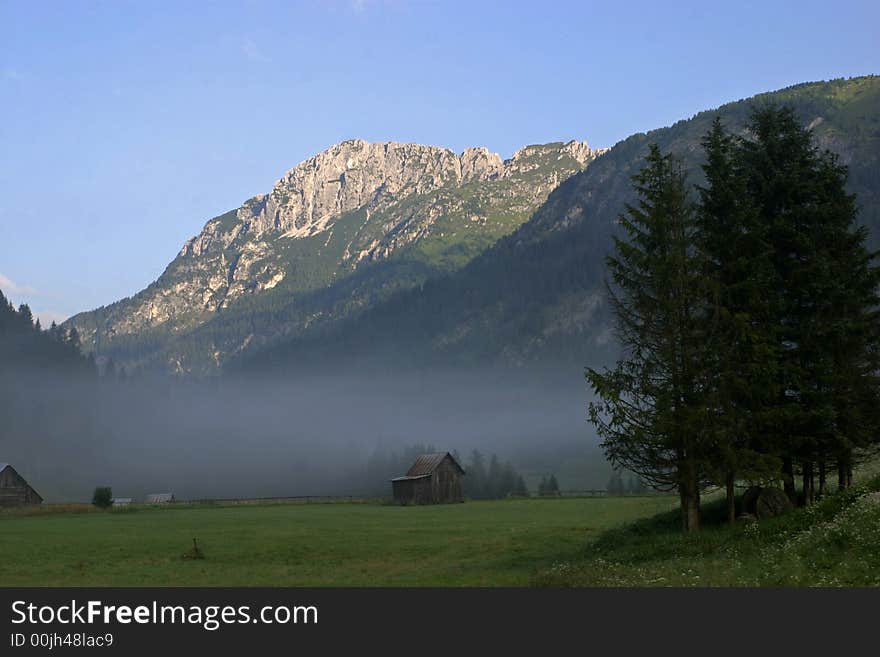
<box><xmin>801</xmin><ymin>461</ymin><xmax>814</xmax><ymax>506</ymax></box>
<box><xmin>726</xmin><ymin>470</ymin><xmax>736</xmax><ymax>524</ymax></box>
<box><xmin>684</xmin><ymin>489</ymin><xmax>700</xmax><ymax>532</ymax></box>
<box><xmin>690</xmin><ymin>497</ymin><xmax>700</xmax><ymax>530</ymax></box>
<box><xmin>782</xmin><ymin>457</ymin><xmax>797</xmax><ymax>504</ymax></box>
<box><xmin>679</xmin><ymin>489</ymin><xmax>687</xmax><ymax>530</ymax></box>
<box><xmin>818</xmin><ymin>458</ymin><xmax>826</xmax><ymax>498</ymax></box>
<box><xmin>679</xmin><ymin>468</ymin><xmax>701</xmax><ymax>532</ymax></box>
<box><xmin>837</xmin><ymin>450</ymin><xmax>853</xmax><ymax>491</ymax></box>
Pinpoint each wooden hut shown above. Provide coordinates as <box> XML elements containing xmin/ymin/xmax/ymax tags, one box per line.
<box><xmin>0</xmin><ymin>463</ymin><xmax>43</xmax><ymax>507</ymax></box>
<box><xmin>391</xmin><ymin>452</ymin><xmax>465</xmax><ymax>505</ymax></box>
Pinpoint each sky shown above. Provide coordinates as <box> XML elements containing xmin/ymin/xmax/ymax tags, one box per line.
<box><xmin>1</xmin><ymin>0</ymin><xmax>878</xmax><ymax>324</ymax></box>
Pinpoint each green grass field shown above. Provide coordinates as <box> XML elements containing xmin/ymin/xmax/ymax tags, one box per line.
<box><xmin>534</xmin><ymin>474</ymin><xmax>880</xmax><ymax>587</ymax></box>
<box><xmin>4</xmin><ymin>477</ymin><xmax>878</xmax><ymax>587</ymax></box>
<box><xmin>0</xmin><ymin>496</ymin><xmax>674</xmax><ymax>586</ymax></box>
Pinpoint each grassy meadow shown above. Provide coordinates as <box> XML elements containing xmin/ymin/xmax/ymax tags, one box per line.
<box><xmin>3</xmin><ymin>475</ymin><xmax>878</xmax><ymax>587</ymax></box>
<box><xmin>0</xmin><ymin>496</ymin><xmax>673</xmax><ymax>586</ymax></box>
<box><xmin>534</xmin><ymin>473</ymin><xmax>880</xmax><ymax>587</ymax></box>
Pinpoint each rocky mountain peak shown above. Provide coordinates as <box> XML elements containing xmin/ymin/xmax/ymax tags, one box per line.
<box><xmin>459</xmin><ymin>146</ymin><xmax>505</xmax><ymax>181</ymax></box>
<box><xmin>182</xmin><ymin>139</ymin><xmax>557</xmax><ymax>259</ymax></box>
<box><xmin>74</xmin><ymin>136</ymin><xmax>603</xmax><ymax>372</ymax></box>
<box><xmin>561</xmin><ymin>139</ymin><xmax>607</xmax><ymax>165</ymax></box>
<box><xmin>251</xmin><ymin>140</ymin><xmax>463</xmax><ymax>240</ymax></box>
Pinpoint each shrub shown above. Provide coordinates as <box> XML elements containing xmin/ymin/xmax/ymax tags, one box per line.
<box><xmin>92</xmin><ymin>487</ymin><xmax>113</xmax><ymax>509</ymax></box>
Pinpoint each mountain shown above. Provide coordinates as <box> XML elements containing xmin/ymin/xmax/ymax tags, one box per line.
<box><xmin>234</xmin><ymin>76</ymin><xmax>880</xmax><ymax>375</ymax></box>
<box><xmin>67</xmin><ymin>139</ymin><xmax>603</xmax><ymax>373</ymax></box>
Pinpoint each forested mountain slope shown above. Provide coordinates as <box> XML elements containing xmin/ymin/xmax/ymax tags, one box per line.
<box><xmin>0</xmin><ymin>290</ymin><xmax>93</xmax><ymax>375</ymax></box>
<box><xmin>66</xmin><ymin>140</ymin><xmax>601</xmax><ymax>374</ymax></box>
<box><xmin>235</xmin><ymin>76</ymin><xmax>880</xmax><ymax>375</ymax></box>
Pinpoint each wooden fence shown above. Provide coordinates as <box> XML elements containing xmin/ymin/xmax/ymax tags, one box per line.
<box><xmin>556</xmin><ymin>489</ymin><xmax>608</xmax><ymax>497</ymax></box>
<box><xmin>180</xmin><ymin>494</ymin><xmax>383</xmax><ymax>506</ymax></box>
<box><xmin>24</xmin><ymin>489</ymin><xmax>674</xmax><ymax>510</ymax></box>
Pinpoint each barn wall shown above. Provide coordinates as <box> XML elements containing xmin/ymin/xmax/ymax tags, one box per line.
<box><xmin>431</xmin><ymin>459</ymin><xmax>463</xmax><ymax>503</ymax></box>
<box><xmin>392</xmin><ymin>478</ymin><xmax>434</xmax><ymax>505</ymax></box>
<box><xmin>392</xmin><ymin>480</ymin><xmax>411</xmax><ymax>504</ymax></box>
<box><xmin>0</xmin><ymin>467</ymin><xmax>43</xmax><ymax>507</ymax></box>
<box><xmin>414</xmin><ymin>479</ymin><xmax>433</xmax><ymax>504</ymax></box>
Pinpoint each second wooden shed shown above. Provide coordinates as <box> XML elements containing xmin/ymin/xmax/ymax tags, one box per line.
<box><xmin>391</xmin><ymin>452</ymin><xmax>465</xmax><ymax>505</ymax></box>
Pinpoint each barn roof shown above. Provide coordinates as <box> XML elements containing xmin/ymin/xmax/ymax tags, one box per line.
<box><xmin>0</xmin><ymin>464</ymin><xmax>9</xmax><ymax>472</ymax></box>
<box><xmin>405</xmin><ymin>452</ymin><xmax>465</xmax><ymax>477</ymax></box>
<box><xmin>390</xmin><ymin>474</ymin><xmax>432</xmax><ymax>482</ymax></box>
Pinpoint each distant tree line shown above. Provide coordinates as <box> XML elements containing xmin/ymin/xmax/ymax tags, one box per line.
<box><xmin>0</xmin><ymin>291</ymin><xmax>94</xmax><ymax>374</ymax></box>
<box><xmin>537</xmin><ymin>474</ymin><xmax>560</xmax><ymax>496</ymax></box>
<box><xmin>463</xmin><ymin>450</ymin><xmax>528</xmax><ymax>499</ymax></box>
<box><xmin>606</xmin><ymin>471</ymin><xmax>649</xmax><ymax>496</ymax></box>
<box><xmin>588</xmin><ymin>106</ymin><xmax>880</xmax><ymax>531</ymax></box>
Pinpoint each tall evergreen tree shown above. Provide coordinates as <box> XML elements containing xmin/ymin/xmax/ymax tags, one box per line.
<box><xmin>467</xmin><ymin>450</ymin><xmax>487</xmax><ymax>499</ymax></box>
<box><xmin>736</xmin><ymin>105</ymin><xmax>880</xmax><ymax>503</ymax></box>
<box><xmin>696</xmin><ymin>117</ymin><xmax>780</xmax><ymax>522</ymax></box>
<box><xmin>809</xmin><ymin>148</ymin><xmax>880</xmax><ymax>492</ymax></box>
<box><xmin>588</xmin><ymin>145</ymin><xmax>708</xmax><ymax>531</ymax></box>
<box><xmin>537</xmin><ymin>476</ymin><xmax>548</xmax><ymax>496</ymax></box>
<box><xmin>513</xmin><ymin>474</ymin><xmax>528</xmax><ymax>497</ymax></box>
<box><xmin>487</xmin><ymin>454</ymin><xmax>502</xmax><ymax>499</ymax></box>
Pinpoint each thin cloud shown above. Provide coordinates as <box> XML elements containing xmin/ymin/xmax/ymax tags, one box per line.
<box><xmin>0</xmin><ymin>273</ymin><xmax>37</xmax><ymax>297</ymax></box>
<box><xmin>0</xmin><ymin>274</ymin><xmax>68</xmax><ymax>325</ymax></box>
<box><xmin>34</xmin><ymin>309</ymin><xmax>69</xmax><ymax>326</ymax></box>
<box><xmin>241</xmin><ymin>38</ymin><xmax>271</xmax><ymax>63</ymax></box>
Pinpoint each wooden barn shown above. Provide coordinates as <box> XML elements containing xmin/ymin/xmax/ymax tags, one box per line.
<box><xmin>0</xmin><ymin>463</ymin><xmax>43</xmax><ymax>507</ymax></box>
<box><xmin>391</xmin><ymin>452</ymin><xmax>465</xmax><ymax>505</ymax></box>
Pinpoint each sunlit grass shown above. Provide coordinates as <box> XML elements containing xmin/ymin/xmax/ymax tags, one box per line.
<box><xmin>533</xmin><ymin>473</ymin><xmax>880</xmax><ymax>587</ymax></box>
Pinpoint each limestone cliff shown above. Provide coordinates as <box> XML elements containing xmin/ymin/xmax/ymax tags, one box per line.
<box><xmin>67</xmin><ymin>138</ymin><xmax>604</xmax><ymax>372</ymax></box>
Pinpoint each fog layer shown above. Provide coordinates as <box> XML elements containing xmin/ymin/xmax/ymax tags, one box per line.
<box><xmin>1</xmin><ymin>368</ymin><xmax>604</xmax><ymax>502</ymax></box>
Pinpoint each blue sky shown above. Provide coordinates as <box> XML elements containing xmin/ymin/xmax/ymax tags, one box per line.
<box><xmin>1</xmin><ymin>0</ymin><xmax>877</xmax><ymax>323</ymax></box>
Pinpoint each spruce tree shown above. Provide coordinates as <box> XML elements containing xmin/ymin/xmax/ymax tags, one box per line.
<box><xmin>467</xmin><ymin>450</ymin><xmax>487</xmax><ymax>499</ymax></box>
<box><xmin>737</xmin><ymin>105</ymin><xmax>880</xmax><ymax>503</ymax></box>
<box><xmin>696</xmin><ymin>117</ymin><xmax>779</xmax><ymax>521</ymax></box>
<box><xmin>588</xmin><ymin>145</ymin><xmax>708</xmax><ymax>531</ymax></box>
<box><xmin>809</xmin><ymin>149</ymin><xmax>880</xmax><ymax>491</ymax></box>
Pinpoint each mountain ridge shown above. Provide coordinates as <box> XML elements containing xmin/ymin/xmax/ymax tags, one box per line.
<box><xmin>67</xmin><ymin>138</ymin><xmax>604</xmax><ymax>372</ymax></box>
<box><xmin>67</xmin><ymin>76</ymin><xmax>880</xmax><ymax>377</ymax></box>
<box><xmin>233</xmin><ymin>76</ymin><xmax>880</xmax><ymax>376</ymax></box>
